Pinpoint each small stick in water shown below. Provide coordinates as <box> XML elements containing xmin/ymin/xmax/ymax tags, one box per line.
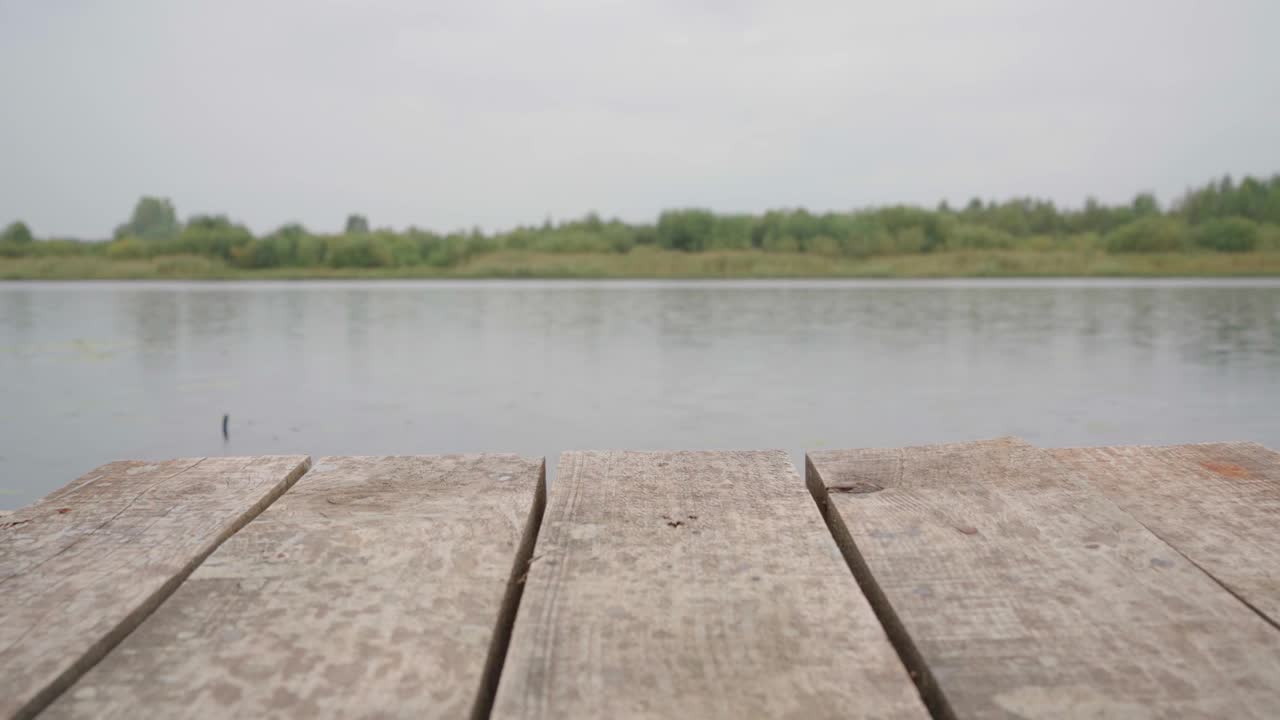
<box><xmin>222</xmin><ymin>414</ymin><xmax>229</xmax><ymax>442</ymax></box>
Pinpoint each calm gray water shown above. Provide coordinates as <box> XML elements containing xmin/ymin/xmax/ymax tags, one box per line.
<box><xmin>2</xmin><ymin>279</ymin><xmax>1278</xmax><ymax>509</ymax></box>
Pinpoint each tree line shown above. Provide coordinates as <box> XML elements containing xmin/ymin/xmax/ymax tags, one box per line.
<box><xmin>3</xmin><ymin>173</ymin><xmax>1278</xmax><ymax>269</ymax></box>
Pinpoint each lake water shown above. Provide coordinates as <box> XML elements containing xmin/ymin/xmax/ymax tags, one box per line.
<box><xmin>2</xmin><ymin>278</ymin><xmax>1278</xmax><ymax>509</ymax></box>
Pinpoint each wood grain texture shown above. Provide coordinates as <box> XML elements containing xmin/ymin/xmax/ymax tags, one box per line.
<box><xmin>0</xmin><ymin>456</ymin><xmax>310</xmax><ymax>720</ymax></box>
<box><xmin>808</xmin><ymin>438</ymin><xmax>1280</xmax><ymax>719</ymax></box>
<box><xmin>45</xmin><ymin>454</ymin><xmax>545</xmax><ymax>720</ymax></box>
<box><xmin>491</xmin><ymin>450</ymin><xmax>928</xmax><ymax>719</ymax></box>
<box><xmin>1051</xmin><ymin>442</ymin><xmax>1280</xmax><ymax>626</ymax></box>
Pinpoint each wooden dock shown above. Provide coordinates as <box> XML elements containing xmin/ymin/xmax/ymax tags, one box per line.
<box><xmin>2</xmin><ymin>439</ymin><xmax>1279</xmax><ymax>718</ymax></box>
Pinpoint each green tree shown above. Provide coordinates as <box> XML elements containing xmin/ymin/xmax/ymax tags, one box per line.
<box><xmin>115</xmin><ymin>197</ymin><xmax>180</xmax><ymax>241</ymax></box>
<box><xmin>656</xmin><ymin>209</ymin><xmax>715</xmax><ymax>252</ymax></box>
<box><xmin>344</xmin><ymin>214</ymin><xmax>370</xmax><ymax>234</ymax></box>
<box><xmin>1131</xmin><ymin>192</ymin><xmax>1160</xmax><ymax>216</ymax></box>
<box><xmin>2</xmin><ymin>221</ymin><xmax>33</xmax><ymax>244</ymax></box>
<box><xmin>177</xmin><ymin>215</ymin><xmax>254</xmax><ymax>260</ymax></box>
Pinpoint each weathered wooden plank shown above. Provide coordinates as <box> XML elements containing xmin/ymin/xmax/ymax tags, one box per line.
<box><xmin>45</xmin><ymin>454</ymin><xmax>545</xmax><ymax>720</ymax></box>
<box><xmin>1051</xmin><ymin>442</ymin><xmax>1280</xmax><ymax>626</ymax></box>
<box><xmin>491</xmin><ymin>450</ymin><xmax>928</xmax><ymax>719</ymax></box>
<box><xmin>0</xmin><ymin>456</ymin><xmax>310</xmax><ymax>720</ymax></box>
<box><xmin>808</xmin><ymin>438</ymin><xmax>1280</xmax><ymax>718</ymax></box>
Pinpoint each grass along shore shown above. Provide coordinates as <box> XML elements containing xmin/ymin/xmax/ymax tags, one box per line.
<box><xmin>3</xmin><ymin>247</ymin><xmax>1280</xmax><ymax>280</ymax></box>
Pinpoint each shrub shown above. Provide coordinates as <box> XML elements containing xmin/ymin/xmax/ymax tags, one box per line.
<box><xmin>229</xmin><ymin>238</ymin><xmax>293</xmax><ymax>268</ymax></box>
<box><xmin>1194</xmin><ymin>217</ymin><xmax>1259</xmax><ymax>252</ymax></box>
<box><xmin>839</xmin><ymin>221</ymin><xmax>891</xmax><ymax>258</ymax></box>
<box><xmin>295</xmin><ymin>234</ymin><xmax>327</xmax><ymax>266</ymax></box>
<box><xmin>326</xmin><ymin>234</ymin><xmax>393</xmax><ymax>267</ymax></box>
<box><xmin>171</xmin><ymin>215</ymin><xmax>254</xmax><ymax>259</ymax></box>
<box><xmin>106</xmin><ymin>237</ymin><xmax>148</xmax><ymax>259</ymax></box>
<box><xmin>383</xmin><ymin>233</ymin><xmax>425</xmax><ymax>266</ymax></box>
<box><xmin>762</xmin><ymin>233</ymin><xmax>800</xmax><ymax>252</ymax></box>
<box><xmin>807</xmin><ymin>235</ymin><xmax>841</xmax><ymax>256</ymax></box>
<box><xmin>947</xmin><ymin>224</ymin><xmax>1014</xmax><ymax>250</ymax></box>
<box><xmin>425</xmin><ymin>235</ymin><xmax>467</xmax><ymax>267</ymax></box>
<box><xmin>1105</xmin><ymin>217</ymin><xmax>1189</xmax><ymax>253</ymax></box>
<box><xmin>1259</xmin><ymin>224</ymin><xmax>1280</xmax><ymax>251</ymax></box>
<box><xmin>707</xmin><ymin>215</ymin><xmax>753</xmax><ymax>250</ymax></box>
<box><xmin>891</xmin><ymin>226</ymin><xmax>927</xmax><ymax>254</ymax></box>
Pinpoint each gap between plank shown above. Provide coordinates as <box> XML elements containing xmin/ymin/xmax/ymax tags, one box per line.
<box><xmin>14</xmin><ymin>456</ymin><xmax>313</xmax><ymax>720</ymax></box>
<box><xmin>1124</xmin><ymin>511</ymin><xmax>1280</xmax><ymax>634</ymax></box>
<box><xmin>804</xmin><ymin>456</ymin><xmax>958</xmax><ymax>720</ymax></box>
<box><xmin>470</xmin><ymin>458</ymin><xmax>548</xmax><ymax>720</ymax></box>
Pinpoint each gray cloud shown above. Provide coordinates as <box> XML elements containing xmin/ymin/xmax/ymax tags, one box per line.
<box><xmin>2</xmin><ymin>0</ymin><xmax>1278</xmax><ymax>237</ymax></box>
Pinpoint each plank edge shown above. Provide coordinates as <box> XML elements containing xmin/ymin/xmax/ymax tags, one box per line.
<box><xmin>14</xmin><ymin>455</ymin><xmax>313</xmax><ymax>720</ymax></box>
<box><xmin>804</xmin><ymin>453</ymin><xmax>956</xmax><ymax>720</ymax></box>
<box><xmin>470</xmin><ymin>457</ymin><xmax>548</xmax><ymax>720</ymax></box>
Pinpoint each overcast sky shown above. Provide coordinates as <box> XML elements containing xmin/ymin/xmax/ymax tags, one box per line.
<box><xmin>2</xmin><ymin>0</ymin><xmax>1278</xmax><ymax>238</ymax></box>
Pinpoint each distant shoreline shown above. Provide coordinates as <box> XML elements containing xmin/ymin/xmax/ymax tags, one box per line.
<box><xmin>3</xmin><ymin>248</ymin><xmax>1280</xmax><ymax>280</ymax></box>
